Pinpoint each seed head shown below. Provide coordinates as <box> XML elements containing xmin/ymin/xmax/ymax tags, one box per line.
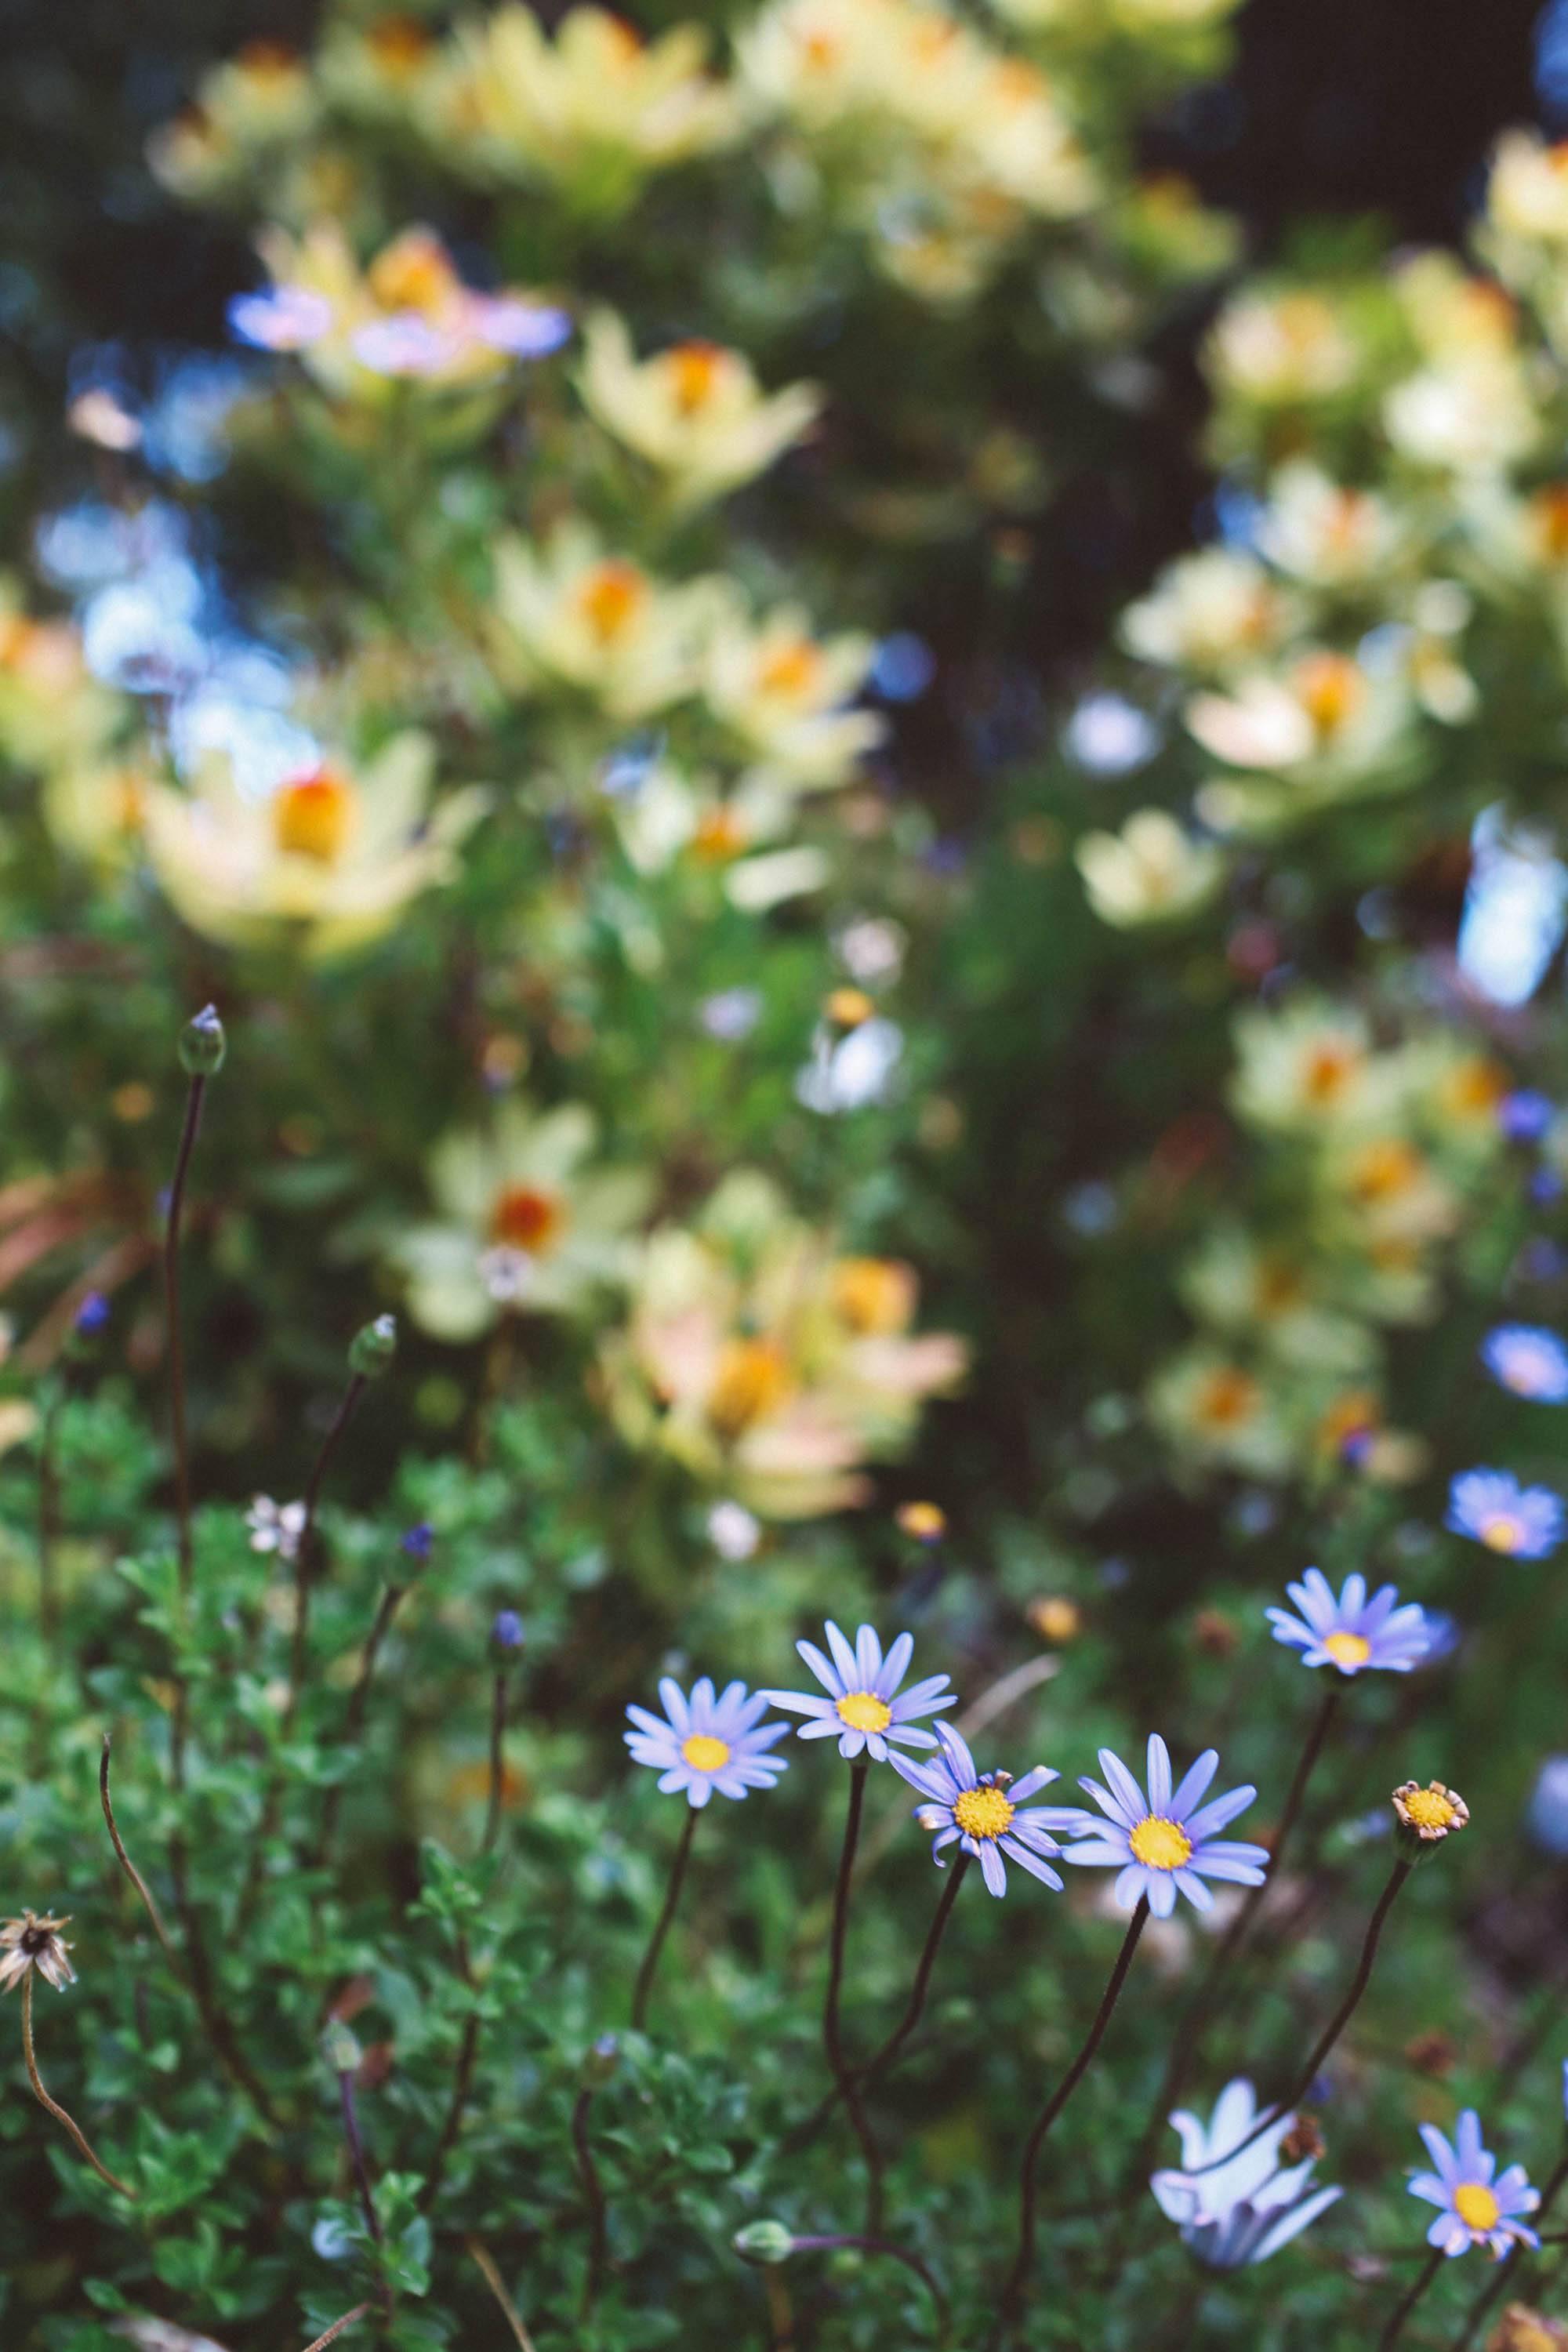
<box><xmin>0</xmin><ymin>1911</ymin><xmax>76</xmax><ymax>1994</ymax></box>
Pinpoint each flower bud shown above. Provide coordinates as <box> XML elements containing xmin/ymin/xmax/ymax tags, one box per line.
<box><xmin>179</xmin><ymin>1004</ymin><xmax>227</xmax><ymax>1076</ymax></box>
<box><xmin>732</xmin><ymin>2220</ymin><xmax>795</xmax><ymax>2267</ymax></box>
<box><xmin>583</xmin><ymin>2032</ymin><xmax>620</xmax><ymax>2087</ymax></box>
<box><xmin>321</xmin><ymin>2018</ymin><xmax>362</xmax><ymax>2076</ymax></box>
<box><xmin>490</xmin><ymin>1609</ymin><xmax>525</xmax><ymax>1660</ymax></box>
<box><xmin>349</xmin><ymin>1313</ymin><xmax>397</xmax><ymax>1379</ymax></box>
<box><xmin>400</xmin><ymin>1523</ymin><xmax>434</xmax><ymax>1567</ymax></box>
<box><xmin>1392</xmin><ymin>1778</ymin><xmax>1469</xmax><ymax>1861</ymax></box>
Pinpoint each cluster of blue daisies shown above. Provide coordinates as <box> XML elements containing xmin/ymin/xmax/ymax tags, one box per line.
<box><xmin>1446</xmin><ymin>1323</ymin><xmax>1568</xmax><ymax>1559</ymax></box>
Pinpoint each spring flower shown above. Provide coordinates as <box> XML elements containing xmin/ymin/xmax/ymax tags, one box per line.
<box><xmin>701</xmin><ymin>602</ymin><xmax>884</xmax><ymax>790</ymax></box>
<box><xmin>1392</xmin><ymin>1780</ymin><xmax>1470</xmax><ymax>1844</ymax></box>
<box><xmin>441</xmin><ymin>6</ymin><xmax>739</xmax><ymax>201</ymax></box>
<box><xmin>764</xmin><ymin>1620</ymin><xmax>954</xmax><ymax>1761</ymax></box>
<box><xmin>1253</xmin><ymin>463</ymin><xmax>1404</xmax><ymax>590</ymax></box>
<box><xmin>1408</xmin><ymin>2111</ymin><xmax>1539</xmax><ymax>2258</ymax></box>
<box><xmin>144</xmin><ymin>735</ymin><xmax>485</xmax><ymax>960</ymax></box>
<box><xmin>0</xmin><ymin>1912</ymin><xmax>76</xmax><ymax>1994</ymax></box>
<box><xmin>1500</xmin><ymin>1090</ymin><xmax>1555</xmax><ymax>1145</ymax></box>
<box><xmin>1120</xmin><ymin>548</ymin><xmax>1296</xmax><ymax>676</ymax></box>
<box><xmin>1266</xmin><ymin>1569</ymin><xmax>1432</xmax><ymax>1676</ymax></box>
<box><xmin>395</xmin><ymin>1101</ymin><xmax>651</xmax><ymax>1343</ymax></box>
<box><xmin>1145</xmin><ymin>1347</ymin><xmax>1294</xmax><ymax>1478</ymax></box>
<box><xmin>1482</xmin><ymin>1324</ymin><xmax>1568</xmax><ymax>1403</ymax></box>
<box><xmin>317</xmin><ymin>13</ymin><xmax>444</xmax><ymax>121</ymax></box>
<box><xmin>246</xmin><ymin>1495</ymin><xmax>307</xmax><ymax>1562</ymax></box>
<box><xmin>1151</xmin><ymin>2078</ymin><xmax>1342</xmax><ymax>2268</ymax></box>
<box><xmin>1076</xmin><ymin>808</ymin><xmax>1225</xmax><ymax>927</ymax></box>
<box><xmin>887</xmin><ymin>1721</ymin><xmax>1067</xmax><ymax>1897</ymax></box>
<box><xmin>1207</xmin><ymin>289</ymin><xmax>1359</xmax><ymax>406</ymax></box>
<box><xmin>147</xmin><ymin>41</ymin><xmax>318</xmax><ymax>198</ymax></box>
<box><xmin>579</xmin><ymin>312</ymin><xmax>820</xmax><ymax>506</ymax></box>
<box><xmin>1446</xmin><ymin>1469</ymin><xmax>1564</xmax><ymax>1559</ymax></box>
<box><xmin>1060</xmin><ymin>1736</ymin><xmax>1269</xmax><ymax>1918</ymax></box>
<box><xmin>489</xmin><ymin>525</ymin><xmax>721</xmax><ymax>720</ymax></box>
<box><xmin>624</xmin><ymin>1677</ymin><xmax>790</xmax><ymax>1806</ymax></box>
<box><xmin>1186</xmin><ymin>648</ymin><xmax>1410</xmax><ymax>802</ymax></box>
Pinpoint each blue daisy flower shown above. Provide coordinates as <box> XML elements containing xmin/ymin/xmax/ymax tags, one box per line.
<box><xmin>1265</xmin><ymin>1568</ymin><xmax>1431</xmax><ymax>1675</ymax></box>
<box><xmin>887</xmin><ymin>1721</ymin><xmax>1073</xmax><ymax>1898</ymax></box>
<box><xmin>1481</xmin><ymin>1323</ymin><xmax>1568</xmax><ymax>1403</ymax></box>
<box><xmin>763</xmin><ymin>1621</ymin><xmax>954</xmax><ymax>1762</ymax></box>
<box><xmin>1446</xmin><ymin>1468</ymin><xmax>1564</xmax><ymax>1559</ymax></box>
<box><xmin>624</xmin><ymin>1677</ymin><xmax>790</xmax><ymax>1808</ymax></box>
<box><xmin>227</xmin><ymin>285</ymin><xmax>333</xmax><ymax>353</ymax></box>
<box><xmin>1059</xmin><ymin>1736</ymin><xmax>1269</xmax><ymax>1919</ymax></box>
<box><xmin>1499</xmin><ymin>1090</ymin><xmax>1555</xmax><ymax>1145</ymax></box>
<box><xmin>1151</xmin><ymin>2078</ymin><xmax>1341</xmax><ymax>2270</ymax></box>
<box><xmin>1408</xmin><ymin>2110</ymin><xmax>1540</xmax><ymax>2259</ymax></box>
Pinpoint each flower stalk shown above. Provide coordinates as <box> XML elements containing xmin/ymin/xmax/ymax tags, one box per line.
<box><xmin>630</xmin><ymin>1802</ymin><xmax>699</xmax><ymax>2032</ymax></box>
<box><xmin>20</xmin><ymin>1968</ymin><xmax>136</xmax><ymax>2199</ymax></box>
<box><xmin>1377</xmin><ymin>2243</ymin><xmax>1445</xmax><ymax>2350</ymax></box>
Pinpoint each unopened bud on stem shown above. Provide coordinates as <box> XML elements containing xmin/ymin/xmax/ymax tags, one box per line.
<box><xmin>178</xmin><ymin>1004</ymin><xmax>227</xmax><ymax>1077</ymax></box>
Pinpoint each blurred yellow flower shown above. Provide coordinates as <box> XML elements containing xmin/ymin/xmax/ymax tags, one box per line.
<box><xmin>702</xmin><ymin>600</ymin><xmax>883</xmax><ymax>789</ymax></box>
<box><xmin>1121</xmin><ymin>547</ymin><xmax>1298</xmax><ymax>676</ymax></box>
<box><xmin>395</xmin><ymin>1101</ymin><xmax>652</xmax><ymax>1341</ymax></box>
<box><xmin>1254</xmin><ymin>462</ymin><xmax>1406</xmax><ymax>589</ymax></box>
<box><xmin>1146</xmin><ymin>1348</ymin><xmax>1294</xmax><ymax>1477</ymax></box>
<box><xmin>318</xmin><ymin>14</ymin><xmax>445</xmax><ymax>122</ymax></box>
<box><xmin>600</xmin><ymin>1172</ymin><xmax>966</xmax><ymax>1518</ymax></box>
<box><xmin>148</xmin><ymin>42</ymin><xmax>319</xmax><ymax>198</ymax></box>
<box><xmin>144</xmin><ymin>734</ymin><xmax>485</xmax><ymax>958</ymax></box>
<box><xmin>490</xmin><ymin>526</ymin><xmax>721</xmax><ymax>719</ymax></box>
<box><xmin>1207</xmin><ymin>289</ymin><xmax>1359</xmax><ymax>406</ymax></box>
<box><xmin>1075</xmin><ymin>808</ymin><xmax>1225</xmax><ymax>926</ymax></box>
<box><xmin>579</xmin><ymin>311</ymin><xmax>820</xmax><ymax>506</ymax></box>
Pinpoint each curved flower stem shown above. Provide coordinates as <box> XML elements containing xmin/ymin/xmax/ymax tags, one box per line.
<box><xmin>100</xmin><ymin>1733</ymin><xmax>178</xmax><ymax>1969</ymax></box>
<box><xmin>310</xmin><ymin>1577</ymin><xmax>408</xmax><ymax>1868</ymax></box>
<box><xmin>419</xmin><ymin>1949</ymin><xmax>481</xmax><ymax>2216</ymax></box>
<box><xmin>1450</xmin><ymin>2145</ymin><xmax>1568</xmax><ymax>2349</ymax></box>
<box><xmin>464</xmin><ymin>2236</ymin><xmax>539</xmax><ymax>2350</ymax></box>
<box><xmin>820</xmin><ymin>1765</ymin><xmax>885</xmax><ymax>2234</ymax></box>
<box><xmin>163</xmin><ymin>1068</ymin><xmax>206</xmax><ymax>1609</ymax></box>
<box><xmin>1377</xmin><ymin>2243</ymin><xmax>1444</xmax><ymax>2350</ymax></box>
<box><xmin>1120</xmin><ymin>1685</ymin><xmax>1341</xmax><ymax>2201</ymax></box>
<box><xmin>572</xmin><ymin>2086</ymin><xmax>610</xmax><ymax>2318</ymax></box>
<box><xmin>789</xmin><ymin>2234</ymin><xmax>949</xmax><ymax>2336</ymax></box>
<box><xmin>996</xmin><ymin>1896</ymin><xmax>1149</xmax><ymax>2334</ymax></box>
<box><xmin>1177</xmin><ymin>1856</ymin><xmax>1414</xmax><ymax>2183</ymax></box>
<box><xmin>20</xmin><ymin>1970</ymin><xmax>136</xmax><ymax>2199</ymax></box>
<box><xmin>302</xmin><ymin>2306</ymin><xmax>375</xmax><ymax>2352</ymax></box>
<box><xmin>631</xmin><ymin>1804</ymin><xmax>699</xmax><ymax>2033</ymax></box>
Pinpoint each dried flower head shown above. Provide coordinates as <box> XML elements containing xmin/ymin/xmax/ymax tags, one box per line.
<box><xmin>1490</xmin><ymin>2305</ymin><xmax>1568</xmax><ymax>2352</ymax></box>
<box><xmin>1279</xmin><ymin>2114</ymin><xmax>1326</xmax><ymax>2165</ymax></box>
<box><xmin>1392</xmin><ymin>1780</ymin><xmax>1470</xmax><ymax>1842</ymax></box>
<box><xmin>0</xmin><ymin>1911</ymin><xmax>76</xmax><ymax>1994</ymax></box>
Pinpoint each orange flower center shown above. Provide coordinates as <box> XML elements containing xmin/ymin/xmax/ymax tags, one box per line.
<box><xmin>238</xmin><ymin>39</ymin><xmax>300</xmax><ymax>78</ymax></box>
<box><xmin>273</xmin><ymin>770</ymin><xmax>356</xmax><ymax>862</ymax></box>
<box><xmin>1348</xmin><ymin>1138</ymin><xmax>1423</xmax><ymax>1203</ymax></box>
<box><xmin>490</xmin><ymin>1185</ymin><xmax>564</xmax><ymax>1254</ymax></box>
<box><xmin>1195</xmin><ymin>1367</ymin><xmax>1259</xmax><ymax>1428</ymax></box>
<box><xmin>691</xmin><ymin>807</ymin><xmax>749</xmax><ymax>862</ymax></box>
<box><xmin>1294</xmin><ymin>650</ymin><xmax>1365</xmax><ymax>738</ymax></box>
<box><xmin>834</xmin><ymin>1257</ymin><xmax>910</xmax><ymax>1336</ymax></box>
<box><xmin>1301</xmin><ymin>1042</ymin><xmax>1359</xmax><ymax>1102</ymax></box>
<box><xmin>368</xmin><ymin>14</ymin><xmax>433</xmax><ymax>71</ymax></box>
<box><xmin>757</xmin><ymin>638</ymin><xmax>823</xmax><ymax>699</ymax></box>
<box><xmin>1534</xmin><ymin>483</ymin><xmax>1568</xmax><ymax>561</ymax></box>
<box><xmin>368</xmin><ymin>232</ymin><xmax>457</xmax><ymax>314</ymax></box>
<box><xmin>708</xmin><ymin>1338</ymin><xmax>792</xmax><ymax>1438</ymax></box>
<box><xmin>666</xmin><ymin>341</ymin><xmax>725</xmax><ymax>415</ymax></box>
<box><xmin>576</xmin><ymin>561</ymin><xmax>647</xmax><ymax>645</ymax></box>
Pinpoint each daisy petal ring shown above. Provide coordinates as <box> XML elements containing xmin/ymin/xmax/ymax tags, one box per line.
<box><xmin>1408</xmin><ymin>2110</ymin><xmax>1540</xmax><ymax>2259</ymax></box>
<box><xmin>763</xmin><ymin>1621</ymin><xmax>954</xmax><ymax>1762</ymax></box>
<box><xmin>1266</xmin><ymin>1568</ymin><xmax>1432</xmax><ymax>1675</ymax></box>
<box><xmin>1060</xmin><ymin>1735</ymin><xmax>1269</xmax><ymax>1918</ymax></box>
<box><xmin>888</xmin><ymin>1721</ymin><xmax>1071</xmax><ymax>1897</ymax></box>
<box><xmin>624</xmin><ymin>1676</ymin><xmax>790</xmax><ymax>1808</ymax></box>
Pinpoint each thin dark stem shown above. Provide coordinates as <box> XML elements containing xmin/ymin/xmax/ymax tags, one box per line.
<box><xmin>572</xmin><ymin>2087</ymin><xmax>610</xmax><ymax>2319</ymax></box>
<box><xmin>1377</xmin><ymin>2243</ymin><xmax>1444</xmax><ymax>2350</ymax></box>
<box><xmin>631</xmin><ymin>1804</ymin><xmax>699</xmax><ymax>2033</ymax></box>
<box><xmin>483</xmin><ymin>1671</ymin><xmax>509</xmax><ymax>1857</ymax></box>
<box><xmin>100</xmin><ymin>1735</ymin><xmax>178</xmax><ymax>1969</ymax></box>
<box><xmin>164</xmin><ymin>1071</ymin><xmax>205</xmax><ymax>1605</ymax></box>
<box><xmin>1121</xmin><ymin>1685</ymin><xmax>1341</xmax><ymax>2200</ymax></box>
<box><xmin>338</xmin><ymin>2067</ymin><xmax>383</xmax><ymax>2247</ymax></box>
<box><xmin>1179</xmin><ymin>1857</ymin><xmax>1414</xmax><ymax>2183</ymax></box>
<box><xmin>310</xmin><ymin>1580</ymin><xmax>408</xmax><ymax>1868</ymax></box>
<box><xmin>819</xmin><ymin>1765</ymin><xmax>885</xmax><ymax>2234</ymax></box>
<box><xmin>789</xmin><ymin>2234</ymin><xmax>949</xmax><ymax>2334</ymax></box>
<box><xmin>419</xmin><ymin>1939</ymin><xmax>481</xmax><ymax>2215</ymax></box>
<box><xmin>464</xmin><ymin>2237</ymin><xmax>538</xmax><ymax>2350</ymax></box>
<box><xmin>997</xmin><ymin>1896</ymin><xmax>1149</xmax><ymax>2329</ymax></box>
<box><xmin>20</xmin><ymin>1969</ymin><xmax>137</xmax><ymax>2198</ymax></box>
<box><xmin>861</xmin><ymin>1853</ymin><xmax>971</xmax><ymax>2093</ymax></box>
<box><xmin>1450</xmin><ymin>2145</ymin><xmax>1568</xmax><ymax>2349</ymax></box>
<box><xmin>37</xmin><ymin>1377</ymin><xmax>63</xmax><ymax>1644</ymax></box>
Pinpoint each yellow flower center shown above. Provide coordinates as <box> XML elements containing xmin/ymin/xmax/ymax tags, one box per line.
<box><xmin>834</xmin><ymin>1691</ymin><xmax>892</xmax><ymax>1735</ymax></box>
<box><xmin>273</xmin><ymin>770</ymin><xmax>357</xmax><ymax>862</ymax></box>
<box><xmin>1534</xmin><ymin>481</ymin><xmax>1568</xmax><ymax>561</ymax></box>
<box><xmin>758</xmin><ymin>638</ymin><xmax>823</xmax><ymax>699</ymax></box>
<box><xmin>666</xmin><ymin>341</ymin><xmax>726</xmax><ymax>415</ymax></box>
<box><xmin>691</xmin><ymin>807</ymin><xmax>749</xmax><ymax>863</ymax></box>
<box><xmin>1348</xmin><ymin>1138</ymin><xmax>1424</xmax><ymax>1203</ymax></box>
<box><xmin>1301</xmin><ymin>1041</ymin><xmax>1359</xmax><ymax>1103</ymax></box>
<box><xmin>576</xmin><ymin>561</ymin><xmax>647</xmax><ymax>645</ymax></box>
<box><xmin>680</xmin><ymin>1733</ymin><xmax>730</xmax><ymax>1773</ymax></box>
<box><xmin>368</xmin><ymin>230</ymin><xmax>458</xmax><ymax>314</ymax></box>
<box><xmin>1454</xmin><ymin>2183</ymin><xmax>1501</xmax><ymax>2234</ymax></box>
<box><xmin>953</xmin><ymin>1784</ymin><xmax>1014</xmax><ymax>1842</ymax></box>
<box><xmin>490</xmin><ymin>1184</ymin><xmax>565</xmax><ymax>1254</ymax></box>
<box><xmin>1195</xmin><ymin>1367</ymin><xmax>1260</xmax><ymax>1430</ymax></box>
<box><xmin>1402</xmin><ymin>1787</ymin><xmax>1460</xmax><ymax>1833</ymax></box>
<box><xmin>1128</xmin><ymin>1816</ymin><xmax>1192</xmax><ymax>1871</ymax></box>
<box><xmin>834</xmin><ymin>1257</ymin><xmax>911</xmax><ymax>1337</ymax></box>
<box><xmin>1323</xmin><ymin>1632</ymin><xmax>1372</xmax><ymax>1669</ymax></box>
<box><xmin>368</xmin><ymin>15</ymin><xmax>434</xmax><ymax>72</ymax></box>
<box><xmin>1483</xmin><ymin>1515</ymin><xmax>1523</xmax><ymax>1555</ymax></box>
<box><xmin>708</xmin><ymin>1338</ymin><xmax>793</xmax><ymax>1438</ymax></box>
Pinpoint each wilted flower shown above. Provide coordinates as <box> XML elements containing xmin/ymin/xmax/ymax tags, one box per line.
<box><xmin>1446</xmin><ymin>1469</ymin><xmax>1564</xmax><ymax>1559</ymax></box>
<box><xmin>1408</xmin><ymin>2111</ymin><xmax>1539</xmax><ymax>2259</ymax></box>
<box><xmin>624</xmin><ymin>1676</ymin><xmax>789</xmax><ymax>1807</ymax></box>
<box><xmin>1265</xmin><ymin>1569</ymin><xmax>1432</xmax><ymax>1675</ymax></box>
<box><xmin>888</xmin><ymin>1721</ymin><xmax>1068</xmax><ymax>1897</ymax></box>
<box><xmin>764</xmin><ymin>1620</ymin><xmax>953</xmax><ymax>1762</ymax></box>
<box><xmin>1060</xmin><ymin>1736</ymin><xmax>1269</xmax><ymax>1918</ymax></box>
<box><xmin>1392</xmin><ymin>1780</ymin><xmax>1470</xmax><ymax>1844</ymax></box>
<box><xmin>579</xmin><ymin>312</ymin><xmax>820</xmax><ymax>506</ymax></box>
<box><xmin>1151</xmin><ymin>2078</ymin><xmax>1341</xmax><ymax>2268</ymax></box>
<box><xmin>394</xmin><ymin>1100</ymin><xmax>651</xmax><ymax>1342</ymax></box>
<box><xmin>1488</xmin><ymin>2307</ymin><xmax>1568</xmax><ymax>2352</ymax></box>
<box><xmin>1481</xmin><ymin>1324</ymin><xmax>1568</xmax><ymax>1403</ymax></box>
<box><xmin>0</xmin><ymin>1912</ymin><xmax>76</xmax><ymax>1994</ymax></box>
<box><xmin>145</xmin><ymin>735</ymin><xmax>485</xmax><ymax>959</ymax></box>
<box><xmin>247</xmin><ymin>1495</ymin><xmax>307</xmax><ymax>1562</ymax></box>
